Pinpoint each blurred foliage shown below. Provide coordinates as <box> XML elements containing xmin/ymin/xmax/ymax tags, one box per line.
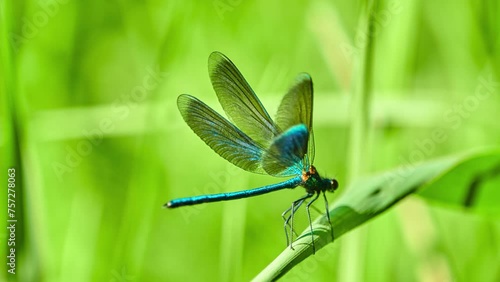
<box><xmin>0</xmin><ymin>0</ymin><xmax>499</xmax><ymax>281</ymax></box>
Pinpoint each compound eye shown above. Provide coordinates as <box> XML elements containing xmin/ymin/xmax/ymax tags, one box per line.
<box><xmin>329</xmin><ymin>179</ymin><xmax>339</xmax><ymax>192</ymax></box>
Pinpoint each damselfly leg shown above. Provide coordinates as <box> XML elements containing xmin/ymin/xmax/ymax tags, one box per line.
<box><xmin>305</xmin><ymin>192</ymin><xmax>321</xmax><ymax>253</ymax></box>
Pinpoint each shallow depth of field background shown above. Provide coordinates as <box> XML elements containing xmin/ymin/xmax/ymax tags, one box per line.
<box><xmin>1</xmin><ymin>0</ymin><xmax>499</xmax><ymax>281</ymax></box>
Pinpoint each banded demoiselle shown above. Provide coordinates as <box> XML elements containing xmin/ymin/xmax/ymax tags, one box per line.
<box><xmin>166</xmin><ymin>52</ymin><xmax>338</xmax><ymax>253</ymax></box>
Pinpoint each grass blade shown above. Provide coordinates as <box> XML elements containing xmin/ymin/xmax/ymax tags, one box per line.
<box><xmin>253</xmin><ymin>148</ymin><xmax>500</xmax><ymax>281</ymax></box>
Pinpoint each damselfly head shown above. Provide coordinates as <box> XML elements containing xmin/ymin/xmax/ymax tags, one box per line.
<box><xmin>327</xmin><ymin>179</ymin><xmax>339</xmax><ymax>192</ymax></box>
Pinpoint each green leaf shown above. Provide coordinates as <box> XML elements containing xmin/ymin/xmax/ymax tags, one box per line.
<box><xmin>253</xmin><ymin>149</ymin><xmax>500</xmax><ymax>281</ymax></box>
<box><xmin>418</xmin><ymin>150</ymin><xmax>500</xmax><ymax>214</ymax></box>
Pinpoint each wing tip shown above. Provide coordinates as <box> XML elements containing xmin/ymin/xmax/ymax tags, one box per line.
<box><xmin>296</xmin><ymin>72</ymin><xmax>312</xmax><ymax>83</ymax></box>
<box><xmin>208</xmin><ymin>51</ymin><xmax>230</xmax><ymax>70</ymax></box>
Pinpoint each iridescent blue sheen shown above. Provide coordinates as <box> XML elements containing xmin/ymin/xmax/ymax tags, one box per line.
<box><xmin>166</xmin><ymin>52</ymin><xmax>338</xmax><ymax>253</ymax></box>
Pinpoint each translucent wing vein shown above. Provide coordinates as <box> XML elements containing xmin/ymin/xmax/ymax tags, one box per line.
<box><xmin>275</xmin><ymin>73</ymin><xmax>315</xmax><ymax>163</ymax></box>
<box><xmin>209</xmin><ymin>51</ymin><xmax>280</xmax><ymax>146</ymax></box>
<box><xmin>178</xmin><ymin>94</ymin><xmax>266</xmax><ymax>173</ymax></box>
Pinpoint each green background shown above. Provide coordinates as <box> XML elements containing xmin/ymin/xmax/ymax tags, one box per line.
<box><xmin>1</xmin><ymin>0</ymin><xmax>499</xmax><ymax>281</ymax></box>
